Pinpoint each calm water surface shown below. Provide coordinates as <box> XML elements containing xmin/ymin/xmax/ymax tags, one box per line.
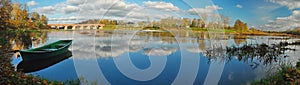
<box><xmin>11</xmin><ymin>30</ymin><xmax>300</xmax><ymax>85</ymax></box>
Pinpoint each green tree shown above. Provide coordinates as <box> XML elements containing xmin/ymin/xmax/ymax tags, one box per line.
<box><xmin>31</xmin><ymin>12</ymin><xmax>43</xmax><ymax>29</ymax></box>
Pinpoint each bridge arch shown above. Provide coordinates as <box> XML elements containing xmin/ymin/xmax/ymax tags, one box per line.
<box><xmin>48</xmin><ymin>24</ymin><xmax>105</xmax><ymax>30</ymax></box>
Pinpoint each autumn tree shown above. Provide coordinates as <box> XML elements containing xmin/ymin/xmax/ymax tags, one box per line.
<box><xmin>27</xmin><ymin>12</ymin><xmax>48</xmax><ymax>29</ymax></box>
<box><xmin>196</xmin><ymin>19</ymin><xmax>201</xmax><ymax>28</ymax></box>
<box><xmin>1</xmin><ymin>1</ymin><xmax>48</xmax><ymax>29</ymax></box>
<box><xmin>233</xmin><ymin>19</ymin><xmax>248</xmax><ymax>32</ymax></box>
<box><xmin>31</xmin><ymin>12</ymin><xmax>40</xmax><ymax>21</ymax></box>
<box><xmin>182</xmin><ymin>18</ymin><xmax>190</xmax><ymax>28</ymax></box>
<box><xmin>191</xmin><ymin>18</ymin><xmax>197</xmax><ymax>27</ymax></box>
<box><xmin>0</xmin><ymin>0</ymin><xmax>12</xmax><ymax>30</ymax></box>
<box><xmin>110</xmin><ymin>20</ymin><xmax>118</xmax><ymax>25</ymax></box>
<box><xmin>10</xmin><ymin>2</ymin><xmax>29</xmax><ymax>29</ymax></box>
<box><xmin>233</xmin><ymin>19</ymin><xmax>241</xmax><ymax>30</ymax></box>
<box><xmin>243</xmin><ymin>23</ymin><xmax>248</xmax><ymax>31</ymax></box>
<box><xmin>99</xmin><ymin>19</ymin><xmax>110</xmax><ymax>25</ymax></box>
<box><xmin>40</xmin><ymin>15</ymin><xmax>48</xmax><ymax>25</ymax></box>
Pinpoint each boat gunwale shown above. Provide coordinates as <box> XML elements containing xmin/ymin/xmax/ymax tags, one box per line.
<box><xmin>20</xmin><ymin>40</ymin><xmax>72</xmax><ymax>53</ymax></box>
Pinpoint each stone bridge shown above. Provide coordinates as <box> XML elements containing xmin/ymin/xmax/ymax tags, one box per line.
<box><xmin>48</xmin><ymin>24</ymin><xmax>105</xmax><ymax>30</ymax></box>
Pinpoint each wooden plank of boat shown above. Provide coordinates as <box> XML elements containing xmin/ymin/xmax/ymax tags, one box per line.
<box><xmin>20</xmin><ymin>40</ymin><xmax>72</xmax><ymax>61</ymax></box>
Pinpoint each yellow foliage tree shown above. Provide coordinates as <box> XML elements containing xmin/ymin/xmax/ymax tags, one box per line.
<box><xmin>10</xmin><ymin>2</ymin><xmax>28</xmax><ymax>29</ymax></box>
<box><xmin>0</xmin><ymin>0</ymin><xmax>12</xmax><ymax>30</ymax></box>
<box><xmin>233</xmin><ymin>19</ymin><xmax>248</xmax><ymax>32</ymax></box>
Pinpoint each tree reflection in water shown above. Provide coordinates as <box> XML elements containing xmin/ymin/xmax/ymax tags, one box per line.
<box><xmin>8</xmin><ymin>30</ymin><xmax>48</xmax><ymax>51</ymax></box>
<box><xmin>206</xmin><ymin>42</ymin><xmax>297</xmax><ymax>69</ymax></box>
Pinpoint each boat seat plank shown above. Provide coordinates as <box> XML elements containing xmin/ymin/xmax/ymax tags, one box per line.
<box><xmin>40</xmin><ymin>49</ymin><xmax>57</xmax><ymax>51</ymax></box>
<box><xmin>55</xmin><ymin>44</ymin><xmax>66</xmax><ymax>48</ymax></box>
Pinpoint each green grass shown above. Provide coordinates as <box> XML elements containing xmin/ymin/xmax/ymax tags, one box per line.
<box><xmin>142</xmin><ymin>26</ymin><xmax>162</xmax><ymax>30</ymax></box>
<box><xmin>189</xmin><ymin>27</ymin><xmax>238</xmax><ymax>33</ymax></box>
<box><xmin>251</xmin><ymin>60</ymin><xmax>300</xmax><ymax>85</ymax></box>
<box><xmin>102</xmin><ymin>25</ymin><xmax>117</xmax><ymax>30</ymax></box>
<box><xmin>190</xmin><ymin>27</ymin><xmax>208</xmax><ymax>31</ymax></box>
<box><xmin>224</xmin><ymin>29</ymin><xmax>236</xmax><ymax>33</ymax></box>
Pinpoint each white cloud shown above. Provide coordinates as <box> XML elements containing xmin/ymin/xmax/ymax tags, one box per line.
<box><xmin>26</xmin><ymin>1</ymin><xmax>37</xmax><ymax>7</ymax></box>
<box><xmin>143</xmin><ymin>1</ymin><xmax>180</xmax><ymax>12</ymax></box>
<box><xmin>144</xmin><ymin>47</ymin><xmax>177</xmax><ymax>57</ymax></box>
<box><xmin>33</xmin><ymin>6</ymin><xmax>56</xmax><ymax>14</ymax></box>
<box><xmin>268</xmin><ymin>0</ymin><xmax>300</xmax><ymax>10</ymax></box>
<box><xmin>66</xmin><ymin>0</ymin><xmax>85</xmax><ymax>6</ymax></box>
<box><xmin>260</xmin><ymin>10</ymin><xmax>300</xmax><ymax>31</ymax></box>
<box><xmin>33</xmin><ymin>3</ymin><xmax>79</xmax><ymax>14</ymax></box>
<box><xmin>34</xmin><ymin>0</ymin><xmax>181</xmax><ymax>23</ymax></box>
<box><xmin>126</xmin><ymin>11</ymin><xmax>171</xmax><ymax>21</ymax></box>
<box><xmin>187</xmin><ymin>5</ymin><xmax>223</xmax><ymax>15</ymax></box>
<box><xmin>236</xmin><ymin>4</ymin><xmax>243</xmax><ymax>8</ymax></box>
<box><xmin>48</xmin><ymin>16</ymin><xmax>85</xmax><ymax>21</ymax></box>
<box><xmin>73</xmin><ymin>0</ymin><xmax>143</xmax><ymax>20</ymax></box>
<box><xmin>61</xmin><ymin>5</ymin><xmax>79</xmax><ymax>14</ymax></box>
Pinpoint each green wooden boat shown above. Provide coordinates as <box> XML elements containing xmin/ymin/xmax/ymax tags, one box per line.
<box><xmin>20</xmin><ymin>40</ymin><xmax>72</xmax><ymax>61</ymax></box>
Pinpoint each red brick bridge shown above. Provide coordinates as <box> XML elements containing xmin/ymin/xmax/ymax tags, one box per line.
<box><xmin>48</xmin><ymin>24</ymin><xmax>105</xmax><ymax>30</ymax></box>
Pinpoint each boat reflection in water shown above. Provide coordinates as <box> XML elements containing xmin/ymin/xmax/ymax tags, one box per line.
<box><xmin>17</xmin><ymin>51</ymin><xmax>72</xmax><ymax>73</ymax></box>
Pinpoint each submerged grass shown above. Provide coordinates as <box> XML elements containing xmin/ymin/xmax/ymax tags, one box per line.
<box><xmin>251</xmin><ymin>60</ymin><xmax>300</xmax><ymax>85</ymax></box>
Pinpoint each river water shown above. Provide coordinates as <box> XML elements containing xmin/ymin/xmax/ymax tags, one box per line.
<box><xmin>11</xmin><ymin>30</ymin><xmax>300</xmax><ymax>85</ymax></box>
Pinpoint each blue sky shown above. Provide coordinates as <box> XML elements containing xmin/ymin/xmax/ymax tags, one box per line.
<box><xmin>18</xmin><ymin>0</ymin><xmax>300</xmax><ymax>31</ymax></box>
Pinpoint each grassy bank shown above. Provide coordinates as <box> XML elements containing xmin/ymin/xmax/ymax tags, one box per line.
<box><xmin>251</xmin><ymin>60</ymin><xmax>300</xmax><ymax>85</ymax></box>
<box><xmin>189</xmin><ymin>27</ymin><xmax>294</xmax><ymax>36</ymax></box>
<box><xmin>0</xmin><ymin>30</ymin><xmax>48</xmax><ymax>84</ymax></box>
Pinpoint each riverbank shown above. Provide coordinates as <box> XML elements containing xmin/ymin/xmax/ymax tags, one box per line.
<box><xmin>189</xmin><ymin>27</ymin><xmax>294</xmax><ymax>36</ymax></box>
<box><xmin>50</xmin><ymin>26</ymin><xmax>296</xmax><ymax>37</ymax></box>
<box><xmin>0</xmin><ymin>30</ymin><xmax>80</xmax><ymax>85</ymax></box>
<box><xmin>0</xmin><ymin>30</ymin><xmax>45</xmax><ymax>84</ymax></box>
<box><xmin>251</xmin><ymin>59</ymin><xmax>300</xmax><ymax>84</ymax></box>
